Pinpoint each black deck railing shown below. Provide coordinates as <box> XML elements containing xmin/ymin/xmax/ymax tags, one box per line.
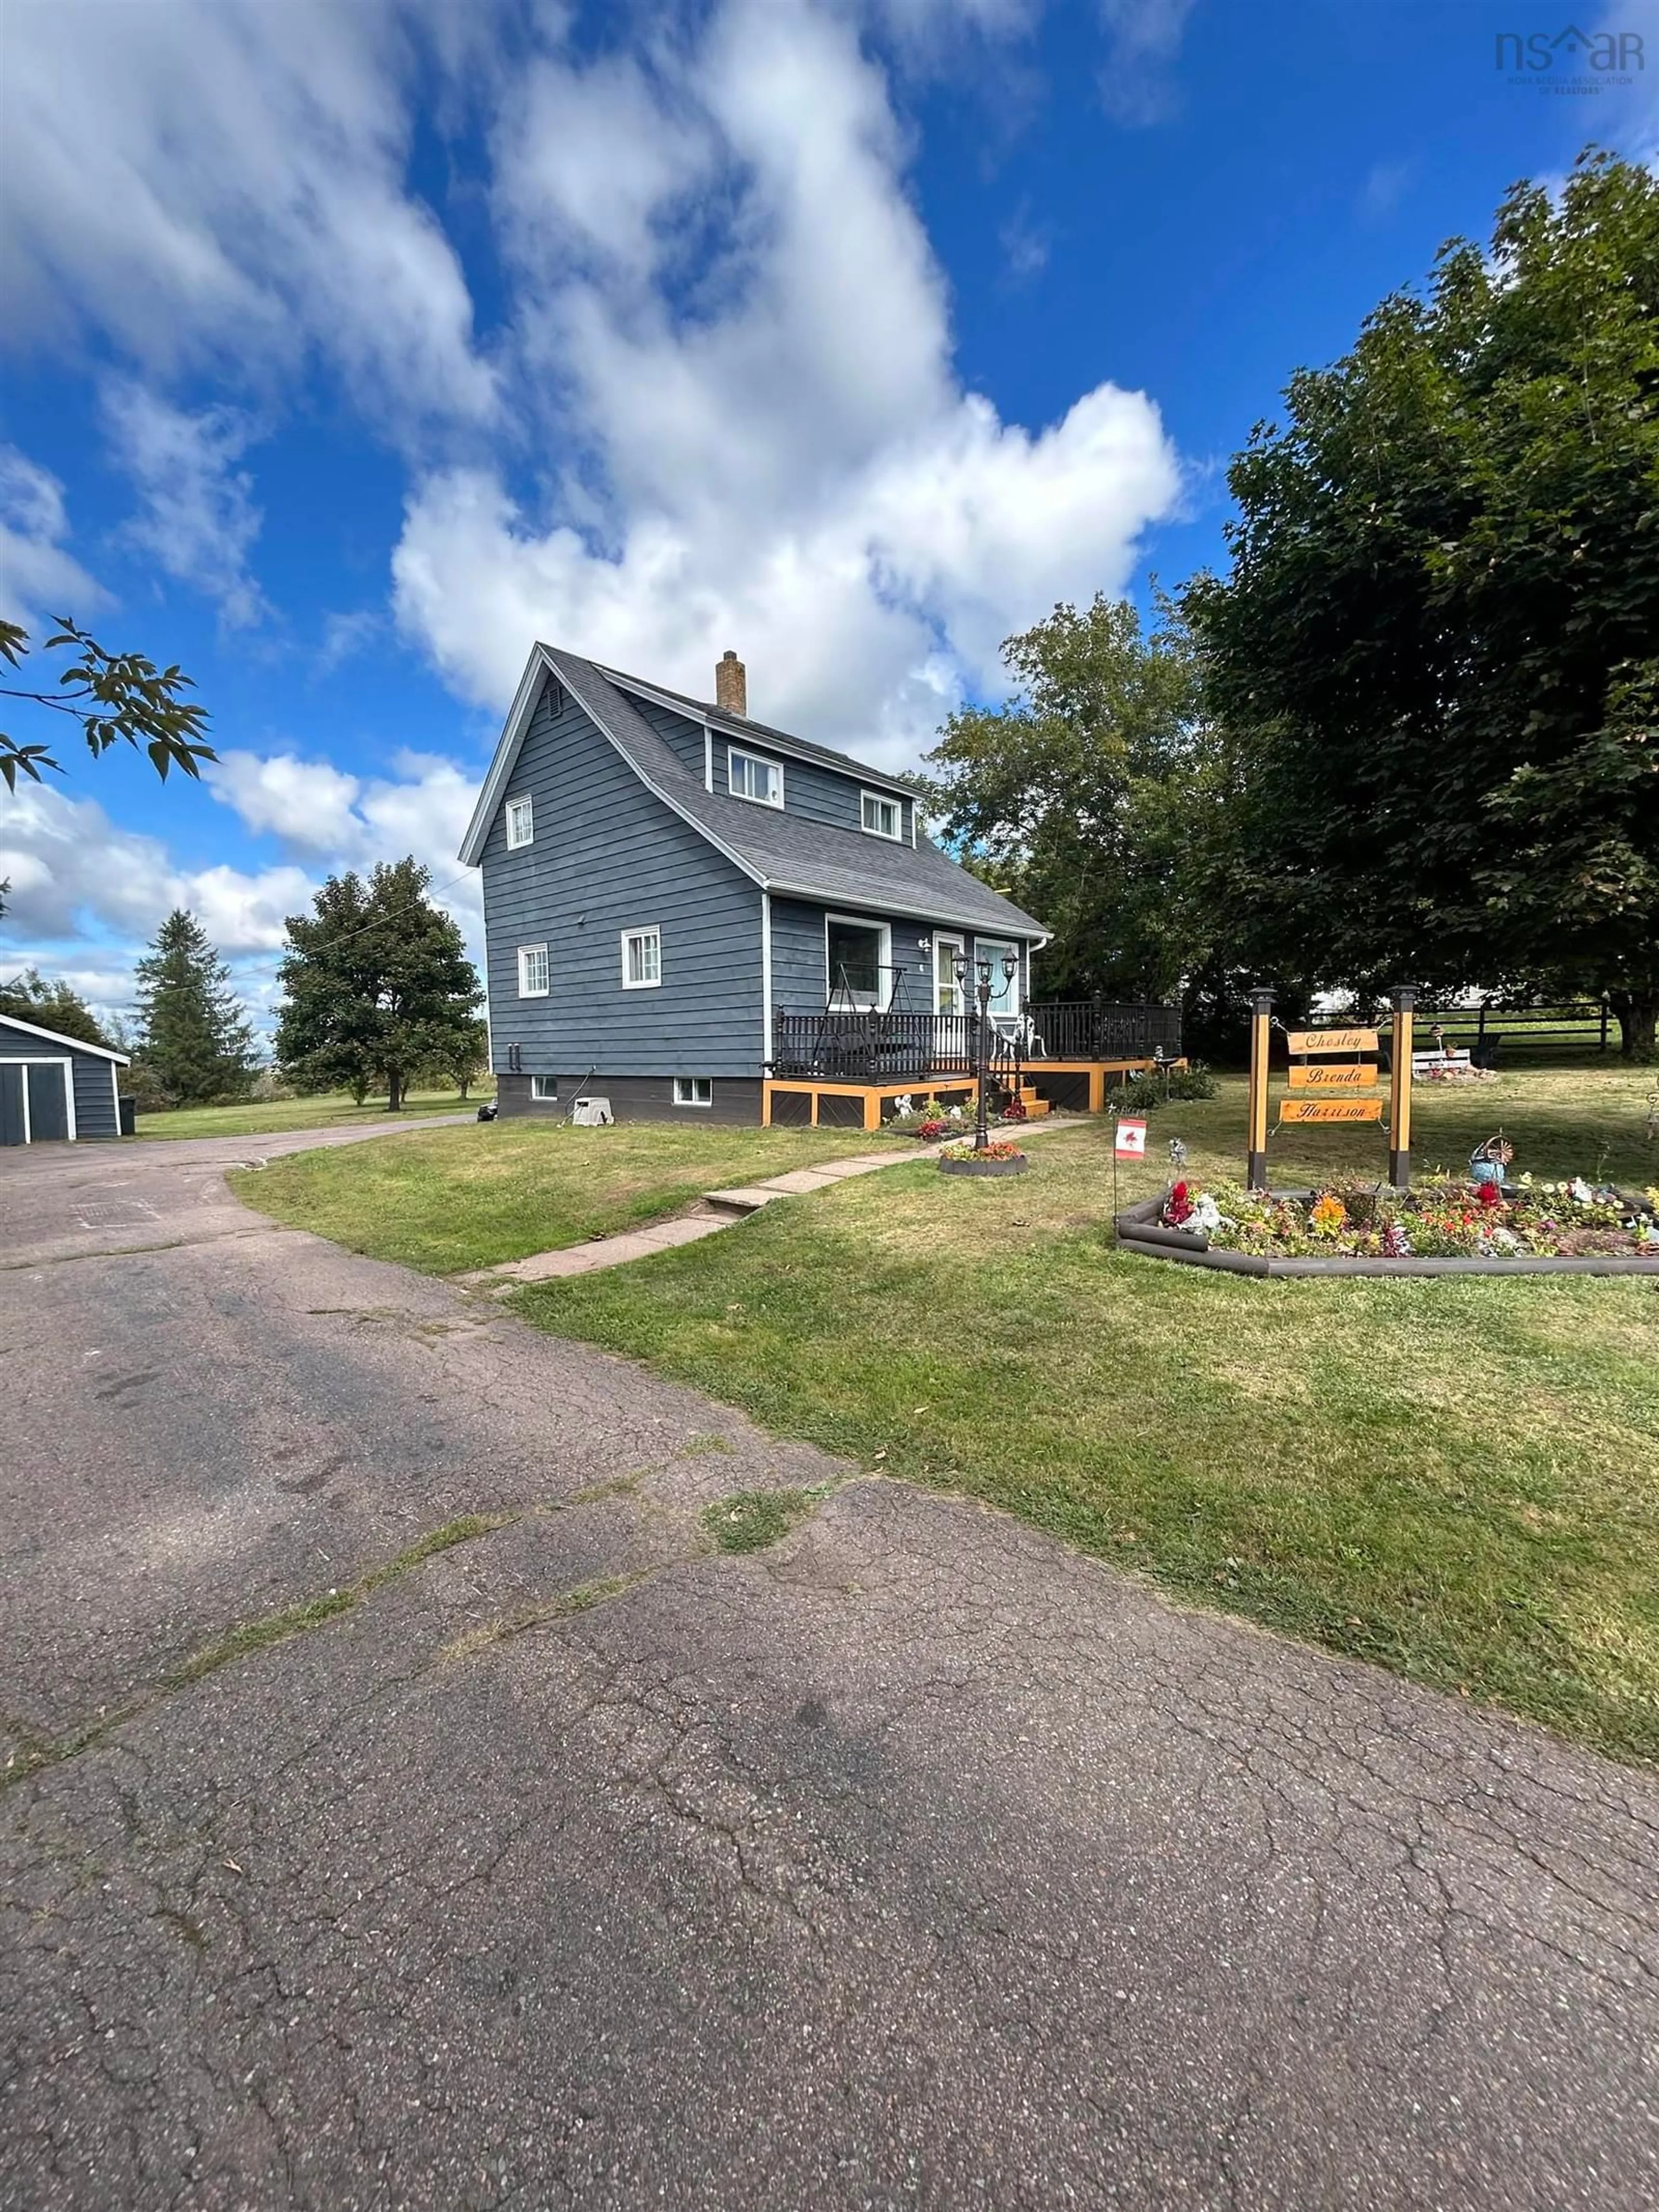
<box><xmin>769</xmin><ymin>1001</ymin><xmax>1181</xmax><ymax>1082</ymax></box>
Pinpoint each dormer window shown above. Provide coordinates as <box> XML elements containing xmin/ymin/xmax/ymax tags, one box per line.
<box><xmin>729</xmin><ymin>747</ymin><xmax>783</xmax><ymax>808</ymax></box>
<box><xmin>861</xmin><ymin>790</ymin><xmax>903</xmax><ymax>840</ymax></box>
<box><xmin>505</xmin><ymin>795</ymin><xmax>534</xmax><ymax>849</ymax></box>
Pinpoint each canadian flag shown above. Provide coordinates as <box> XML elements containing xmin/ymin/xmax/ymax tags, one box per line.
<box><xmin>1114</xmin><ymin>1117</ymin><xmax>1148</xmax><ymax>1158</ymax></box>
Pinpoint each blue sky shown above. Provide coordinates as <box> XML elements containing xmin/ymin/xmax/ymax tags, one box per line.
<box><xmin>3</xmin><ymin>0</ymin><xmax>1654</xmax><ymax>1033</ymax></box>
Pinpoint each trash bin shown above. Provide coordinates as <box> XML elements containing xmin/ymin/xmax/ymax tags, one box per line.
<box><xmin>118</xmin><ymin>1095</ymin><xmax>137</xmax><ymax>1136</ymax></box>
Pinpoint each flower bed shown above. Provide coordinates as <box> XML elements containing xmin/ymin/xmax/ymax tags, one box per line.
<box><xmin>938</xmin><ymin>1139</ymin><xmax>1030</xmax><ymax>1178</ymax></box>
<box><xmin>1117</xmin><ymin>1176</ymin><xmax>1659</xmax><ymax>1277</ymax></box>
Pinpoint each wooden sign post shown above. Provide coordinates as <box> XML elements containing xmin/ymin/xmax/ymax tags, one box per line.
<box><xmin>1246</xmin><ymin>987</ymin><xmax>1274</xmax><ymax>1190</ymax></box>
<box><xmin>1247</xmin><ymin>986</ymin><xmax>1416</xmax><ymax>1191</ymax></box>
<box><xmin>1388</xmin><ymin>985</ymin><xmax>1415</xmax><ymax>1190</ymax></box>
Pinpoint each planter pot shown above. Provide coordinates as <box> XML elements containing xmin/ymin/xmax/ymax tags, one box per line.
<box><xmin>938</xmin><ymin>1152</ymin><xmax>1030</xmax><ymax>1178</ymax></box>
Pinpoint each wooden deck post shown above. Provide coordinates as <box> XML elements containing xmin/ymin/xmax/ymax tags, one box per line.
<box><xmin>1247</xmin><ymin>987</ymin><xmax>1274</xmax><ymax>1190</ymax></box>
<box><xmin>1388</xmin><ymin>986</ymin><xmax>1415</xmax><ymax>1190</ymax></box>
<box><xmin>1088</xmin><ymin>1066</ymin><xmax>1106</xmax><ymax>1114</ymax></box>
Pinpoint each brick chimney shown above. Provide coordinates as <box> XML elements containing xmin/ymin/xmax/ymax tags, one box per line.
<box><xmin>715</xmin><ymin>648</ymin><xmax>747</xmax><ymax>717</ymax></box>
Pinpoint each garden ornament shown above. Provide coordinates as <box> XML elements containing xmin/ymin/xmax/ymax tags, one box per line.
<box><xmin>1470</xmin><ymin>1133</ymin><xmax>1515</xmax><ymax>1187</ymax></box>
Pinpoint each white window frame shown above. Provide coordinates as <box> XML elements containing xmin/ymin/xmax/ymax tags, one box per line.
<box><xmin>530</xmin><ymin>1074</ymin><xmax>559</xmax><ymax>1101</ymax></box>
<box><xmin>860</xmin><ymin>789</ymin><xmax>903</xmax><ymax>841</ymax></box>
<box><xmin>974</xmin><ymin>938</ymin><xmax>1023</xmax><ymax>1017</ymax></box>
<box><xmin>504</xmin><ymin>794</ymin><xmax>534</xmax><ymax>850</ymax></box>
<box><xmin>672</xmin><ymin>1076</ymin><xmax>713</xmax><ymax>1108</ymax></box>
<box><xmin>621</xmin><ymin>926</ymin><xmax>662</xmax><ymax>990</ymax></box>
<box><xmin>728</xmin><ymin>746</ymin><xmax>784</xmax><ymax>808</ymax></box>
<box><xmin>517</xmin><ymin>943</ymin><xmax>550</xmax><ymax>998</ymax></box>
<box><xmin>824</xmin><ymin>913</ymin><xmax>892</xmax><ymax>1012</ymax></box>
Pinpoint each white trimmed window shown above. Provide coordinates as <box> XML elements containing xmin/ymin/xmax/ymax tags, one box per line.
<box><xmin>621</xmin><ymin>926</ymin><xmax>661</xmax><ymax>989</ymax></box>
<box><xmin>530</xmin><ymin>1075</ymin><xmax>559</xmax><ymax>1101</ymax></box>
<box><xmin>861</xmin><ymin>790</ymin><xmax>902</xmax><ymax>840</ymax></box>
<box><xmin>825</xmin><ymin>914</ymin><xmax>892</xmax><ymax>1010</ymax></box>
<box><xmin>505</xmin><ymin>795</ymin><xmax>534</xmax><ymax>849</ymax></box>
<box><xmin>729</xmin><ymin>747</ymin><xmax>783</xmax><ymax>807</ymax></box>
<box><xmin>673</xmin><ymin>1077</ymin><xmax>712</xmax><ymax>1108</ymax></box>
<box><xmin>517</xmin><ymin>943</ymin><xmax>549</xmax><ymax>997</ymax></box>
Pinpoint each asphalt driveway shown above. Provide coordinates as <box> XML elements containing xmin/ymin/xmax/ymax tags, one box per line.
<box><xmin>3</xmin><ymin>1127</ymin><xmax>1655</xmax><ymax>2210</ymax></box>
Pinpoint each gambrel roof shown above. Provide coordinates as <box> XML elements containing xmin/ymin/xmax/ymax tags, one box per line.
<box><xmin>458</xmin><ymin>644</ymin><xmax>1048</xmax><ymax>940</ymax></box>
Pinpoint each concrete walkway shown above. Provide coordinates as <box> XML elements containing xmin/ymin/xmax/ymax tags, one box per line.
<box><xmin>462</xmin><ymin>1115</ymin><xmax>1084</xmax><ymax>1285</ymax></box>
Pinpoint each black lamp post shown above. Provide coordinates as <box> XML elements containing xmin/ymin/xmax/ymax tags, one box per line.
<box><xmin>952</xmin><ymin>952</ymin><xmax>1019</xmax><ymax>1150</ymax></box>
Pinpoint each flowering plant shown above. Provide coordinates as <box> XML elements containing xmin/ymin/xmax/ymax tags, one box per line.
<box><xmin>1156</xmin><ymin>1173</ymin><xmax>1658</xmax><ymax>1259</ymax></box>
<box><xmin>938</xmin><ymin>1138</ymin><xmax>1026</xmax><ymax>1163</ymax></box>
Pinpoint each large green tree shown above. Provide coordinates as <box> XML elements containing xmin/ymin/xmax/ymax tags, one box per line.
<box><xmin>0</xmin><ymin>968</ymin><xmax>112</xmax><ymax>1048</ymax></box>
<box><xmin>133</xmin><ymin>910</ymin><xmax>257</xmax><ymax>1104</ymax></box>
<box><xmin>922</xmin><ymin>594</ymin><xmax>1230</xmax><ymax>1009</ymax></box>
<box><xmin>276</xmin><ymin>859</ymin><xmax>483</xmax><ymax>1111</ymax></box>
<box><xmin>1184</xmin><ymin>150</ymin><xmax>1659</xmax><ymax>1056</ymax></box>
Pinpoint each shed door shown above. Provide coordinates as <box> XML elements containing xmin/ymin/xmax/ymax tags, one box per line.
<box><xmin>28</xmin><ymin>1063</ymin><xmax>70</xmax><ymax>1141</ymax></box>
<box><xmin>0</xmin><ymin>1064</ymin><xmax>23</xmax><ymax>1146</ymax></box>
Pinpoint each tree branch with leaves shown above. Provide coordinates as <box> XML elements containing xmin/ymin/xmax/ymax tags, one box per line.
<box><xmin>0</xmin><ymin>617</ymin><xmax>215</xmax><ymax>791</ymax></box>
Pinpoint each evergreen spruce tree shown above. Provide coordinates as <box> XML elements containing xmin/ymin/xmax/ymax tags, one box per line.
<box><xmin>275</xmin><ymin>859</ymin><xmax>482</xmax><ymax>1111</ymax></box>
<box><xmin>133</xmin><ymin>910</ymin><xmax>257</xmax><ymax>1104</ymax></box>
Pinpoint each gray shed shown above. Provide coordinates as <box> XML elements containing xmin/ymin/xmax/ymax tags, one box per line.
<box><xmin>0</xmin><ymin>1012</ymin><xmax>127</xmax><ymax>1145</ymax></box>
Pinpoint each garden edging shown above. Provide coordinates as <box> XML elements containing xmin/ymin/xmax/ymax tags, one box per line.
<box><xmin>1112</xmin><ymin>1192</ymin><xmax>1659</xmax><ymax>1277</ymax></box>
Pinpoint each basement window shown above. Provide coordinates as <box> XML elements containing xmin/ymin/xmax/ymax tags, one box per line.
<box><xmin>530</xmin><ymin>1075</ymin><xmax>559</xmax><ymax>1101</ymax></box>
<box><xmin>673</xmin><ymin>1077</ymin><xmax>713</xmax><ymax>1108</ymax></box>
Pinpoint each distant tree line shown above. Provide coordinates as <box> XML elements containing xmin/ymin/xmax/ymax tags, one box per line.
<box><xmin>3</xmin><ymin>862</ymin><xmax>485</xmax><ymax>1114</ymax></box>
<box><xmin>925</xmin><ymin>151</ymin><xmax>1658</xmax><ymax>1060</ymax></box>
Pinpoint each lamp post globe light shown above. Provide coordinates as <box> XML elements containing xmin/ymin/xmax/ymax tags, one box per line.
<box><xmin>951</xmin><ymin>950</ymin><xmax>1016</xmax><ymax>1151</ymax></box>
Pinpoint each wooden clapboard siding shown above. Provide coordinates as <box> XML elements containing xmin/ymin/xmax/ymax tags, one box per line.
<box><xmin>480</xmin><ymin>676</ymin><xmax>764</xmax><ymax>1079</ymax></box>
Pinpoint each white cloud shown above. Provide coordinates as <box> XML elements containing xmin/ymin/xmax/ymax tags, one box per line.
<box><xmin>1097</xmin><ymin>0</ymin><xmax>1196</xmax><ymax>125</ymax></box>
<box><xmin>316</xmin><ymin>608</ymin><xmax>383</xmax><ymax>675</ymax></box>
<box><xmin>394</xmin><ymin>0</ymin><xmax>1181</xmax><ymax>768</ymax></box>
<box><xmin>102</xmin><ymin>382</ymin><xmax>268</xmax><ymax>628</ymax></box>
<box><xmin>1</xmin><ymin>751</ymin><xmax>482</xmax><ymax>1041</ymax></box>
<box><xmin>0</xmin><ymin>783</ymin><xmax>312</xmax><ymax>954</ymax></box>
<box><xmin>205</xmin><ymin>746</ymin><xmax>482</xmax><ymax>936</ymax></box>
<box><xmin>1</xmin><ymin>0</ymin><xmax>495</xmax><ymax>433</ymax></box>
<box><xmin>0</xmin><ymin>446</ymin><xmax>110</xmax><ymax>629</ymax></box>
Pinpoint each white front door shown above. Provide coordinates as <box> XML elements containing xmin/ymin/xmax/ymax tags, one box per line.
<box><xmin>933</xmin><ymin>936</ymin><xmax>964</xmax><ymax>1015</ymax></box>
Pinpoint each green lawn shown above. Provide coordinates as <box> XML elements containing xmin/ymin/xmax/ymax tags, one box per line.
<box><xmin>137</xmin><ymin>1089</ymin><xmax>483</xmax><ymax>1141</ymax></box>
<box><xmin>229</xmin><ymin>1117</ymin><xmax>901</xmax><ymax>1274</ymax></box>
<box><xmin>510</xmin><ymin>1066</ymin><xmax>1659</xmax><ymax>1764</ymax></box>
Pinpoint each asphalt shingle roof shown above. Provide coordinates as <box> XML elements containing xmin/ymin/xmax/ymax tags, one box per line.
<box><xmin>545</xmin><ymin>648</ymin><xmax>1046</xmax><ymax>939</ymax></box>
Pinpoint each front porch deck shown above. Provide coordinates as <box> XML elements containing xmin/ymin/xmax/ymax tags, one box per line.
<box><xmin>762</xmin><ymin>1057</ymin><xmax>1170</xmax><ymax>1129</ymax></box>
<box><xmin>763</xmin><ymin>999</ymin><xmax>1182</xmax><ymax>1128</ymax></box>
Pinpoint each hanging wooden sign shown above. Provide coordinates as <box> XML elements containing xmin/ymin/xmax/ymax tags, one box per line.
<box><xmin>1287</xmin><ymin>1063</ymin><xmax>1377</xmax><ymax>1092</ymax></box>
<box><xmin>1279</xmin><ymin>1098</ymin><xmax>1385</xmax><ymax>1125</ymax></box>
<box><xmin>1286</xmin><ymin>1027</ymin><xmax>1378</xmax><ymax>1057</ymax></box>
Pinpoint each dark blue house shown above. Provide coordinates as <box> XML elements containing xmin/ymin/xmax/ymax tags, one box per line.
<box><xmin>460</xmin><ymin>646</ymin><xmax>1176</xmax><ymax>1126</ymax></box>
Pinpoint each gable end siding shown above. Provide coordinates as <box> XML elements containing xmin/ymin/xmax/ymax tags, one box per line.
<box><xmin>480</xmin><ymin>678</ymin><xmax>765</xmax><ymax>1078</ymax></box>
<box><xmin>0</xmin><ymin>1031</ymin><xmax>120</xmax><ymax>1137</ymax></box>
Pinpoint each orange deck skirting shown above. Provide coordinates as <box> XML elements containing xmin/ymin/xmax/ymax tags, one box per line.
<box><xmin>761</xmin><ymin>1058</ymin><xmax>1173</xmax><ymax>1127</ymax></box>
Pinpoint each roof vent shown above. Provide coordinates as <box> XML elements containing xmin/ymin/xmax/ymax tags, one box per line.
<box><xmin>715</xmin><ymin>649</ymin><xmax>747</xmax><ymax>718</ymax></box>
